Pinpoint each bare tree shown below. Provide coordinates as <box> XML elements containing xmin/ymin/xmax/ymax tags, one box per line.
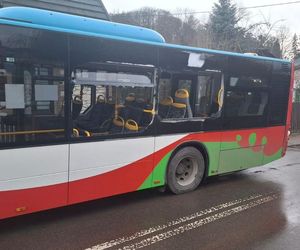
<box><xmin>110</xmin><ymin>4</ymin><xmax>285</xmax><ymax>58</ymax></box>
<box><xmin>276</xmin><ymin>25</ymin><xmax>291</xmax><ymax>59</ymax></box>
<box><xmin>175</xmin><ymin>9</ymin><xmax>199</xmax><ymax>46</ymax></box>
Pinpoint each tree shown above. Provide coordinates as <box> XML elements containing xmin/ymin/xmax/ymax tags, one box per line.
<box><xmin>176</xmin><ymin>9</ymin><xmax>199</xmax><ymax>46</ymax></box>
<box><xmin>291</xmin><ymin>33</ymin><xmax>299</xmax><ymax>59</ymax></box>
<box><xmin>276</xmin><ymin>25</ymin><xmax>291</xmax><ymax>59</ymax></box>
<box><xmin>155</xmin><ymin>11</ymin><xmax>183</xmax><ymax>44</ymax></box>
<box><xmin>207</xmin><ymin>0</ymin><xmax>241</xmax><ymax>51</ymax></box>
<box><xmin>110</xmin><ymin>4</ymin><xmax>284</xmax><ymax>58</ymax></box>
<box><xmin>111</xmin><ymin>7</ymin><xmax>157</xmax><ymax>28</ymax></box>
<box><xmin>111</xmin><ymin>8</ymin><xmax>199</xmax><ymax>46</ymax></box>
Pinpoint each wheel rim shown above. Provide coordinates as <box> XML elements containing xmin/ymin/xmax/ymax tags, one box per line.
<box><xmin>175</xmin><ymin>157</ymin><xmax>198</xmax><ymax>186</ymax></box>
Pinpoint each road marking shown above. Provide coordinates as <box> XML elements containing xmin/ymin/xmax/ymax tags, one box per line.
<box><xmin>86</xmin><ymin>193</ymin><xmax>265</xmax><ymax>250</ymax></box>
<box><xmin>118</xmin><ymin>194</ymin><xmax>278</xmax><ymax>250</ymax></box>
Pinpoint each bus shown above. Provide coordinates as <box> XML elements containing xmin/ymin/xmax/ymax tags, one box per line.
<box><xmin>0</xmin><ymin>7</ymin><xmax>294</xmax><ymax>220</ymax></box>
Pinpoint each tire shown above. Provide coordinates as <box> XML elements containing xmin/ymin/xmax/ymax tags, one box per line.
<box><xmin>167</xmin><ymin>146</ymin><xmax>205</xmax><ymax>194</ymax></box>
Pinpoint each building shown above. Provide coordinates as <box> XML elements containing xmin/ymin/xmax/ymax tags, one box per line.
<box><xmin>0</xmin><ymin>0</ymin><xmax>109</xmax><ymax>20</ymax></box>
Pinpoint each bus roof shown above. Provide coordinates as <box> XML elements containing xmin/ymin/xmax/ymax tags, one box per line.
<box><xmin>0</xmin><ymin>7</ymin><xmax>165</xmax><ymax>43</ymax></box>
<box><xmin>0</xmin><ymin>7</ymin><xmax>290</xmax><ymax>64</ymax></box>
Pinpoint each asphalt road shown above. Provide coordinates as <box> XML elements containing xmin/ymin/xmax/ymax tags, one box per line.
<box><xmin>1</xmin><ymin>147</ymin><xmax>300</xmax><ymax>250</ymax></box>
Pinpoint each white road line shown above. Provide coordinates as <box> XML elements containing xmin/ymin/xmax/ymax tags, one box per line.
<box><xmin>86</xmin><ymin>193</ymin><xmax>264</xmax><ymax>250</ymax></box>
<box><xmin>118</xmin><ymin>194</ymin><xmax>278</xmax><ymax>250</ymax></box>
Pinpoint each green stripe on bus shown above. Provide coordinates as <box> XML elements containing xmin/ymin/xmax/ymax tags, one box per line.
<box><xmin>138</xmin><ymin>151</ymin><xmax>173</xmax><ymax>190</ymax></box>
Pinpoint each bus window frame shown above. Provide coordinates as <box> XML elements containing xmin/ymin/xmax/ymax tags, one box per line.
<box><xmin>222</xmin><ymin>72</ymin><xmax>271</xmax><ymax>130</ymax></box>
<box><xmin>0</xmin><ymin>24</ymin><xmax>70</xmax><ymax>149</ymax></box>
<box><xmin>157</xmin><ymin>69</ymin><xmax>224</xmax><ymax>123</ymax></box>
<box><xmin>69</xmin><ymin>62</ymin><xmax>158</xmax><ymax>142</ymax></box>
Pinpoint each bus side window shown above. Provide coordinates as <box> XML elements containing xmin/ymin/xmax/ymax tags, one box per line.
<box><xmin>223</xmin><ymin>75</ymin><xmax>270</xmax><ymax>129</ymax></box>
<box><xmin>194</xmin><ymin>73</ymin><xmax>222</xmax><ymax>118</ymax></box>
<box><xmin>0</xmin><ymin>26</ymin><xmax>68</xmax><ymax>147</ymax></box>
<box><xmin>269</xmin><ymin>61</ymin><xmax>291</xmax><ymax>125</ymax></box>
<box><xmin>224</xmin><ymin>77</ymin><xmax>269</xmax><ymax>118</ymax></box>
<box><xmin>71</xmin><ymin>67</ymin><xmax>155</xmax><ymax>137</ymax></box>
<box><xmin>71</xmin><ymin>84</ymin><xmax>93</xmax><ymax>115</ymax></box>
<box><xmin>158</xmin><ymin>72</ymin><xmax>222</xmax><ymax>120</ymax></box>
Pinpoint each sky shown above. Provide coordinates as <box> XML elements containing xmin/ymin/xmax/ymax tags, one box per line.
<box><xmin>102</xmin><ymin>0</ymin><xmax>300</xmax><ymax>35</ymax></box>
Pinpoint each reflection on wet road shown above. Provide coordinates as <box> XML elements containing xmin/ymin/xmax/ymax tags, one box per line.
<box><xmin>0</xmin><ymin>148</ymin><xmax>299</xmax><ymax>250</ymax></box>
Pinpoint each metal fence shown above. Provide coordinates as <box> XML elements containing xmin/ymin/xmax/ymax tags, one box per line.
<box><xmin>292</xmin><ymin>103</ymin><xmax>300</xmax><ymax>133</ymax></box>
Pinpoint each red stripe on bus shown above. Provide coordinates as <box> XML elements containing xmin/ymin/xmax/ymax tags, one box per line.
<box><xmin>0</xmin><ymin>127</ymin><xmax>285</xmax><ymax>219</ymax></box>
<box><xmin>0</xmin><ymin>183</ymin><xmax>68</xmax><ymax>220</ymax></box>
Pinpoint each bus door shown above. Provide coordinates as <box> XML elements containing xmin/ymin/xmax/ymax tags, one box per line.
<box><xmin>68</xmin><ymin>64</ymin><xmax>156</xmax><ymax>204</ymax></box>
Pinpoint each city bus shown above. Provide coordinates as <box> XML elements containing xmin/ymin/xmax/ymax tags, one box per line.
<box><xmin>0</xmin><ymin>7</ymin><xmax>294</xmax><ymax>219</ymax></box>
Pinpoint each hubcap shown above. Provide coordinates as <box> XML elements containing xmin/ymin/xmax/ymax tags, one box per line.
<box><xmin>175</xmin><ymin>157</ymin><xmax>198</xmax><ymax>186</ymax></box>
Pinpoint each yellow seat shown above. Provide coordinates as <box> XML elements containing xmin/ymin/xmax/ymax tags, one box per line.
<box><xmin>158</xmin><ymin>96</ymin><xmax>173</xmax><ymax>118</ymax></box>
<box><xmin>174</xmin><ymin>89</ymin><xmax>193</xmax><ymax>118</ymax></box>
<box><xmin>125</xmin><ymin>119</ymin><xmax>139</xmax><ymax>131</ymax></box>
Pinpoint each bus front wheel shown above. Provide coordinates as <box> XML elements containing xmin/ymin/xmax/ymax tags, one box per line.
<box><xmin>167</xmin><ymin>146</ymin><xmax>205</xmax><ymax>194</ymax></box>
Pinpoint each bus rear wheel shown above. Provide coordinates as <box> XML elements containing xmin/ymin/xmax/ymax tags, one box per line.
<box><xmin>167</xmin><ymin>146</ymin><xmax>205</xmax><ymax>194</ymax></box>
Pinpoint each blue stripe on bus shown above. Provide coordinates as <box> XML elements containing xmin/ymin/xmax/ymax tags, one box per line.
<box><xmin>0</xmin><ymin>7</ymin><xmax>290</xmax><ymax>64</ymax></box>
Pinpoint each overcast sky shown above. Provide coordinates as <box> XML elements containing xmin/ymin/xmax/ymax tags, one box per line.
<box><xmin>102</xmin><ymin>0</ymin><xmax>300</xmax><ymax>34</ymax></box>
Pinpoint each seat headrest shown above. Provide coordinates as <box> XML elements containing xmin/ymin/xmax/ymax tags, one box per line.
<box><xmin>160</xmin><ymin>96</ymin><xmax>173</xmax><ymax>106</ymax></box>
<box><xmin>175</xmin><ymin>89</ymin><xmax>189</xmax><ymax>99</ymax></box>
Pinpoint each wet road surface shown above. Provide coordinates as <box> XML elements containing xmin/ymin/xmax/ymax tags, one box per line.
<box><xmin>0</xmin><ymin>147</ymin><xmax>300</xmax><ymax>250</ymax></box>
